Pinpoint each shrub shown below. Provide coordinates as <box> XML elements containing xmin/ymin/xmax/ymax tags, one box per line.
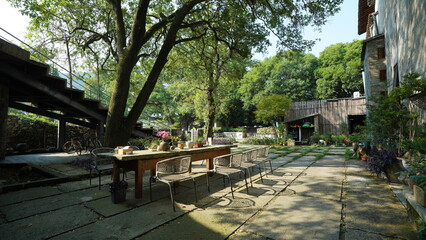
<box><xmin>366</xmin><ymin>149</ymin><xmax>397</xmax><ymax>175</ymax></box>
<box><xmin>242</xmin><ymin>137</ymin><xmax>275</xmax><ymax>145</ymax></box>
<box><xmin>257</xmin><ymin>127</ymin><xmax>275</xmax><ymax>134</ymax></box>
<box><xmin>212</xmin><ymin>137</ymin><xmax>235</xmax><ymax>145</ymax></box>
<box><xmin>128</xmin><ymin>137</ymin><xmax>160</xmax><ymax>149</ymax></box>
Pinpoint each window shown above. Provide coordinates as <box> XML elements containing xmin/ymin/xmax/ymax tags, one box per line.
<box><xmin>379</xmin><ymin>69</ymin><xmax>386</xmax><ymax>82</ymax></box>
<box><xmin>393</xmin><ymin>63</ymin><xmax>399</xmax><ymax>87</ymax></box>
<box><xmin>377</xmin><ymin>47</ymin><xmax>385</xmax><ymax>59</ymax></box>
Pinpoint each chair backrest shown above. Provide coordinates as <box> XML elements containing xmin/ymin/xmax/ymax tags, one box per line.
<box><xmin>91</xmin><ymin>147</ymin><xmax>115</xmax><ymax>167</ymax></box>
<box><xmin>156</xmin><ymin>155</ymin><xmax>191</xmax><ymax>177</ymax></box>
<box><xmin>231</xmin><ymin>153</ymin><xmax>243</xmax><ymax>167</ymax></box>
<box><xmin>264</xmin><ymin>146</ymin><xmax>270</xmax><ymax>156</ymax></box>
<box><xmin>257</xmin><ymin>147</ymin><xmax>265</xmax><ymax>157</ymax></box>
<box><xmin>213</xmin><ymin>154</ymin><xmax>233</xmax><ymax>169</ymax></box>
<box><xmin>249</xmin><ymin>149</ymin><xmax>258</xmax><ymax>162</ymax></box>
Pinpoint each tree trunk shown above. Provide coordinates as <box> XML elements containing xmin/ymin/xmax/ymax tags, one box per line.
<box><xmin>205</xmin><ymin>85</ymin><xmax>216</xmax><ymax>139</ymax></box>
<box><xmin>65</xmin><ymin>38</ymin><xmax>73</xmax><ymax>88</ymax></box>
<box><xmin>271</xmin><ymin>121</ymin><xmax>279</xmax><ymax>139</ymax></box>
<box><xmin>104</xmin><ymin>56</ymin><xmax>134</xmax><ymax>147</ymax></box>
<box><xmin>104</xmin><ymin>2</ymin><xmax>199</xmax><ymax>147</ymax></box>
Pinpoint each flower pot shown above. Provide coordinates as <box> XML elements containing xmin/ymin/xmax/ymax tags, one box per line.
<box><xmin>109</xmin><ymin>181</ymin><xmax>128</xmax><ymax>204</ymax></box>
<box><xmin>413</xmin><ymin>185</ymin><xmax>426</xmax><ymax>207</ymax></box>
<box><xmin>158</xmin><ymin>141</ymin><xmax>170</xmax><ymax>151</ymax></box>
<box><xmin>360</xmin><ymin>156</ymin><xmax>367</xmax><ymax>161</ymax></box>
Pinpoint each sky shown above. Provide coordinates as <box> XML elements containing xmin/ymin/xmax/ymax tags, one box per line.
<box><xmin>0</xmin><ymin>0</ymin><xmax>363</xmax><ymax>60</ymax></box>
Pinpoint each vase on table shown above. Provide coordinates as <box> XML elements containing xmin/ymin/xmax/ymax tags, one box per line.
<box><xmin>158</xmin><ymin>141</ymin><xmax>170</xmax><ymax>151</ymax></box>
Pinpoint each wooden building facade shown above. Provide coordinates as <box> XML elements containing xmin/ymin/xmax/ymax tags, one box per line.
<box><xmin>285</xmin><ymin>97</ymin><xmax>367</xmax><ymax>142</ymax></box>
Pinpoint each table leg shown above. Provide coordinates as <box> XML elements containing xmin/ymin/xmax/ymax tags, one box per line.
<box><xmin>134</xmin><ymin>160</ymin><xmax>144</xmax><ymax>199</ymax></box>
<box><xmin>113</xmin><ymin>160</ymin><xmax>120</xmax><ymax>182</ymax></box>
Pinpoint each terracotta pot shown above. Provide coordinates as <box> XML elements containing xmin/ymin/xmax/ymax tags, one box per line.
<box><xmin>360</xmin><ymin>156</ymin><xmax>367</xmax><ymax>161</ymax></box>
<box><xmin>413</xmin><ymin>185</ymin><xmax>426</xmax><ymax>207</ymax></box>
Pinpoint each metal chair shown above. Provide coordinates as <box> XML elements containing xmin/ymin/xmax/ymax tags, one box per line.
<box><xmin>210</xmin><ymin>153</ymin><xmax>249</xmax><ymax>198</ymax></box>
<box><xmin>240</xmin><ymin>150</ymin><xmax>264</xmax><ymax>187</ymax></box>
<box><xmin>149</xmin><ymin>155</ymin><xmax>197</xmax><ymax>211</ymax></box>
<box><xmin>257</xmin><ymin>146</ymin><xmax>272</xmax><ymax>173</ymax></box>
<box><xmin>90</xmin><ymin>147</ymin><xmax>115</xmax><ymax>190</ymax></box>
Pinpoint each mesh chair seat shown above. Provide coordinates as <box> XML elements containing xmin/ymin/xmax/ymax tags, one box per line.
<box><xmin>150</xmin><ymin>155</ymin><xmax>197</xmax><ymax>211</ymax></box>
<box><xmin>158</xmin><ymin>173</ymin><xmax>194</xmax><ymax>182</ymax></box>
<box><xmin>210</xmin><ymin>153</ymin><xmax>249</xmax><ymax>198</ymax></box>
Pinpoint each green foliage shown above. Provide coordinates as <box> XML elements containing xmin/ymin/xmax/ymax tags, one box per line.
<box><xmin>255</xmin><ymin>94</ymin><xmax>292</xmax><ymax>124</ymax></box>
<box><xmin>309</xmin><ymin>131</ymin><xmax>322</xmax><ymax>144</ymax></box>
<box><xmin>239</xmin><ymin>51</ymin><xmax>319</xmax><ymax>110</ymax></box>
<box><xmin>366</xmin><ymin>73</ymin><xmax>424</xmax><ymax>151</ymax></box>
<box><xmin>128</xmin><ymin>137</ymin><xmax>160</xmax><ymax>150</ymax></box>
<box><xmin>242</xmin><ymin>137</ymin><xmax>275</xmax><ymax>145</ymax></box>
<box><xmin>315</xmin><ymin>40</ymin><xmax>363</xmax><ymax>99</ymax></box>
<box><xmin>331</xmin><ymin>135</ymin><xmax>347</xmax><ymax>145</ymax></box>
<box><xmin>257</xmin><ymin>127</ymin><xmax>276</xmax><ymax>134</ymax></box>
<box><xmin>213</xmin><ymin>127</ymin><xmax>246</xmax><ymax>133</ymax></box>
<box><xmin>7</xmin><ymin>112</ymin><xmax>93</xmax><ymax>149</ymax></box>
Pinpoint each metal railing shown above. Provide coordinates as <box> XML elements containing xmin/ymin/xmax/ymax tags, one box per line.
<box><xmin>0</xmin><ymin>27</ymin><xmax>110</xmax><ymax>108</ymax></box>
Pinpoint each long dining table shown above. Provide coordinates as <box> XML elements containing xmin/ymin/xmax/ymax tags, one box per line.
<box><xmin>107</xmin><ymin>144</ymin><xmax>237</xmax><ymax>199</ymax></box>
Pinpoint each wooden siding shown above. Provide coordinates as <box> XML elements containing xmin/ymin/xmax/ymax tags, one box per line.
<box><xmin>285</xmin><ymin>98</ymin><xmax>367</xmax><ymax>135</ymax></box>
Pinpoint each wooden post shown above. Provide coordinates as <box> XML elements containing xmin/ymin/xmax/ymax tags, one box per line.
<box><xmin>57</xmin><ymin>119</ymin><xmax>66</xmax><ymax>150</ymax></box>
<box><xmin>0</xmin><ymin>85</ymin><xmax>9</xmax><ymax>160</ymax></box>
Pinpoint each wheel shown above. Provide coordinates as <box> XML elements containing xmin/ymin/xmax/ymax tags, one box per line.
<box><xmin>63</xmin><ymin>141</ymin><xmax>76</xmax><ymax>154</ymax></box>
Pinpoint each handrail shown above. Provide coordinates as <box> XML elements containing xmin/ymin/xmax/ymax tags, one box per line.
<box><xmin>0</xmin><ymin>27</ymin><xmax>110</xmax><ymax>108</ymax></box>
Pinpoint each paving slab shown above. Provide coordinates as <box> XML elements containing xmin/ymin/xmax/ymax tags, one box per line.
<box><xmin>0</xmin><ymin>205</ymin><xmax>99</xmax><ymax>240</ymax></box>
<box><xmin>291</xmin><ymin>176</ymin><xmax>343</xmax><ymax>201</ymax></box>
<box><xmin>51</xmin><ymin>200</ymin><xmax>191</xmax><ymax>240</ymax></box>
<box><xmin>0</xmin><ymin>185</ymin><xmax>61</xmax><ymax>206</ymax></box>
<box><xmin>1</xmin><ymin>187</ymin><xmax>109</xmax><ymax>221</ymax></box>
<box><xmin>237</xmin><ymin>195</ymin><xmax>341</xmax><ymax>240</ymax></box>
<box><xmin>3</xmin><ymin>152</ymin><xmax>92</xmax><ymax>165</ymax></box>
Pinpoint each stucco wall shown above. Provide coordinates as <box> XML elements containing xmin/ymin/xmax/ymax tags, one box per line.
<box><xmin>376</xmin><ymin>0</ymin><xmax>426</xmax><ymax>89</ymax></box>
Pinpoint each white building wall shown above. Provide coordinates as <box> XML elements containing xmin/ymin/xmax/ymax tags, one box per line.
<box><xmin>376</xmin><ymin>0</ymin><xmax>426</xmax><ymax>90</ymax></box>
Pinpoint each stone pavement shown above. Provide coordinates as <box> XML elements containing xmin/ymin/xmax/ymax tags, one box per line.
<box><xmin>0</xmin><ymin>146</ymin><xmax>417</xmax><ymax>239</ymax></box>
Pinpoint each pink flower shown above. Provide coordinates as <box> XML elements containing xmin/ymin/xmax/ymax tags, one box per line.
<box><xmin>156</xmin><ymin>131</ymin><xmax>171</xmax><ymax>139</ymax></box>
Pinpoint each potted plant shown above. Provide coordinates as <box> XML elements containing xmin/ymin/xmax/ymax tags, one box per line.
<box><xmin>366</xmin><ymin>148</ymin><xmax>404</xmax><ymax>183</ymax></box>
<box><xmin>193</xmin><ymin>137</ymin><xmax>205</xmax><ymax>148</ymax></box>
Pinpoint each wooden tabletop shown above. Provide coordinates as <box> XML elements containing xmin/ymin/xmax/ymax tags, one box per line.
<box><xmin>104</xmin><ymin>144</ymin><xmax>238</xmax><ymax>161</ymax></box>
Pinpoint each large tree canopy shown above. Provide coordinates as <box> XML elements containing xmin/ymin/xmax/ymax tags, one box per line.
<box><xmin>315</xmin><ymin>39</ymin><xmax>364</xmax><ymax>99</ymax></box>
<box><xmin>239</xmin><ymin>50</ymin><xmax>318</xmax><ymax>110</ymax></box>
<box><xmin>9</xmin><ymin>0</ymin><xmax>343</xmax><ymax>146</ymax></box>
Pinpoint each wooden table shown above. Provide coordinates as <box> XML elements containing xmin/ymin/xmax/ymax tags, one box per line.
<box><xmin>108</xmin><ymin>145</ymin><xmax>237</xmax><ymax>199</ymax></box>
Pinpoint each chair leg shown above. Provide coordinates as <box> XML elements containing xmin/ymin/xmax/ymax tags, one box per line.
<box><xmin>263</xmin><ymin>161</ymin><xmax>268</xmax><ymax>177</ymax></box>
<box><xmin>269</xmin><ymin>160</ymin><xmax>273</xmax><ymax>173</ymax></box>
<box><xmin>246</xmin><ymin>168</ymin><xmax>253</xmax><ymax>188</ymax></box>
<box><xmin>243</xmin><ymin>170</ymin><xmax>249</xmax><ymax>193</ymax></box>
<box><xmin>167</xmin><ymin>182</ymin><xmax>176</xmax><ymax>212</ymax></box>
<box><xmin>228</xmin><ymin>175</ymin><xmax>234</xmax><ymax>199</ymax></box>
<box><xmin>222</xmin><ymin>175</ymin><xmax>226</xmax><ymax>187</ymax></box>
<box><xmin>89</xmin><ymin>168</ymin><xmax>92</xmax><ymax>185</ymax></box>
<box><xmin>258</xmin><ymin>166</ymin><xmax>264</xmax><ymax>183</ymax></box>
